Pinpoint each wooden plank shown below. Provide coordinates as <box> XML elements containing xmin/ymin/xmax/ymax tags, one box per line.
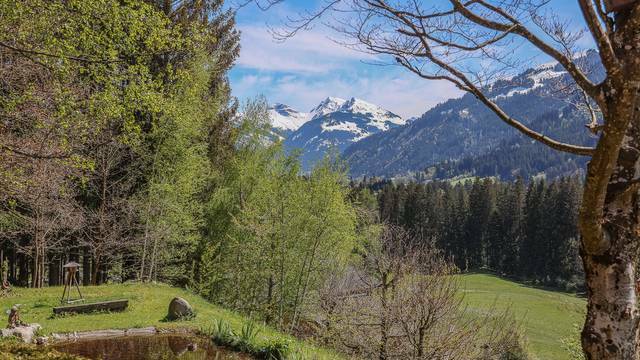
<box><xmin>53</xmin><ymin>299</ymin><xmax>129</xmax><ymax>315</ymax></box>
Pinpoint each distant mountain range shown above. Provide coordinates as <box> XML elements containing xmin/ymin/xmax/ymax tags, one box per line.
<box><xmin>268</xmin><ymin>50</ymin><xmax>603</xmax><ymax>181</ymax></box>
<box><xmin>269</xmin><ymin>97</ymin><xmax>406</xmax><ymax>171</ymax></box>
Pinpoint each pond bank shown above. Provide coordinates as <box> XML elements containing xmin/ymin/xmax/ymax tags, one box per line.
<box><xmin>52</xmin><ymin>333</ymin><xmax>252</xmax><ymax>360</ymax></box>
<box><xmin>50</xmin><ymin>326</ymin><xmax>185</xmax><ymax>342</ymax></box>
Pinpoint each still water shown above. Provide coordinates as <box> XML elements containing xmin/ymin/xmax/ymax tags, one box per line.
<box><xmin>53</xmin><ymin>334</ymin><xmax>251</xmax><ymax>360</ymax></box>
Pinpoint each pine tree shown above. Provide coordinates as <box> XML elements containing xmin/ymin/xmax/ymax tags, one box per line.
<box><xmin>501</xmin><ymin>178</ymin><xmax>525</xmax><ymax>275</ymax></box>
<box><xmin>464</xmin><ymin>179</ymin><xmax>494</xmax><ymax>269</ymax></box>
<box><xmin>520</xmin><ymin>180</ymin><xmax>542</xmax><ymax>278</ymax></box>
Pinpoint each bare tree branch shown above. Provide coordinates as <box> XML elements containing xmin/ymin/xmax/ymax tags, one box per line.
<box><xmin>577</xmin><ymin>0</ymin><xmax>619</xmax><ymax>73</ymax></box>
<box><xmin>448</xmin><ymin>0</ymin><xmax>602</xmax><ymax>101</ymax></box>
<box><xmin>357</xmin><ymin>0</ymin><xmax>595</xmax><ymax>155</ymax></box>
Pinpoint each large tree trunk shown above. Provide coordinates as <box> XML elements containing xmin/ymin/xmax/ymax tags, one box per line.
<box><xmin>582</xmin><ymin>251</ymin><xmax>640</xmax><ymax>358</ymax></box>
<box><xmin>581</xmin><ymin>85</ymin><xmax>640</xmax><ymax>358</ymax></box>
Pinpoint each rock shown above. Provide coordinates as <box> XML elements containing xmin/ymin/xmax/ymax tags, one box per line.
<box><xmin>1</xmin><ymin>323</ymin><xmax>41</xmax><ymax>343</ymax></box>
<box><xmin>50</xmin><ymin>333</ymin><xmax>69</xmax><ymax>341</ymax></box>
<box><xmin>35</xmin><ymin>336</ymin><xmax>48</xmax><ymax>345</ymax></box>
<box><xmin>167</xmin><ymin>297</ymin><xmax>193</xmax><ymax>320</ymax></box>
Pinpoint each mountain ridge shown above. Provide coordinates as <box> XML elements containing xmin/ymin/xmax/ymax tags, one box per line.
<box><xmin>342</xmin><ymin>50</ymin><xmax>603</xmax><ymax>179</ymax></box>
<box><xmin>268</xmin><ymin>97</ymin><xmax>406</xmax><ymax>170</ymax></box>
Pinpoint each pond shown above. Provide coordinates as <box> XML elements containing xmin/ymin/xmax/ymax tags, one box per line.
<box><xmin>52</xmin><ymin>334</ymin><xmax>252</xmax><ymax>360</ymax></box>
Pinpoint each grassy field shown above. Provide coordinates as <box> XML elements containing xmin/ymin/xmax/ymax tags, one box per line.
<box><xmin>0</xmin><ymin>283</ymin><xmax>341</xmax><ymax>360</ymax></box>
<box><xmin>0</xmin><ymin>275</ymin><xmax>586</xmax><ymax>360</ymax></box>
<box><xmin>461</xmin><ymin>273</ymin><xmax>586</xmax><ymax>360</ymax></box>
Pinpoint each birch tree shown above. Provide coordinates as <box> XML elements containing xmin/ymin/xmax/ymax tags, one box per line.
<box><xmin>250</xmin><ymin>0</ymin><xmax>640</xmax><ymax>358</ymax></box>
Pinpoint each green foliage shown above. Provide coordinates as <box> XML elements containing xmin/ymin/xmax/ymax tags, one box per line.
<box><xmin>205</xmin><ymin>319</ymin><xmax>291</xmax><ymax>360</ymax></box>
<box><xmin>560</xmin><ymin>324</ymin><xmax>585</xmax><ymax>360</ymax></box>
<box><xmin>197</xmin><ymin>100</ymin><xmax>357</xmax><ymax>329</ymax></box>
<box><xmin>1</xmin><ymin>0</ymin><xmax>241</xmax><ymax>287</ymax></box>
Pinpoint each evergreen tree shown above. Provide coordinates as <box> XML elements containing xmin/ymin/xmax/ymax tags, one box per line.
<box><xmin>464</xmin><ymin>179</ymin><xmax>493</xmax><ymax>269</ymax></box>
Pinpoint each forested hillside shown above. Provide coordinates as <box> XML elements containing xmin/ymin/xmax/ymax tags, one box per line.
<box><xmin>429</xmin><ymin>110</ymin><xmax>594</xmax><ymax>180</ymax></box>
<box><xmin>353</xmin><ymin>176</ymin><xmax>584</xmax><ymax>289</ymax></box>
<box><xmin>344</xmin><ymin>52</ymin><xmax>602</xmax><ymax>179</ymax></box>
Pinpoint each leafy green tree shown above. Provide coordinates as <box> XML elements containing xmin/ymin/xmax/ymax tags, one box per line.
<box><xmin>198</xmin><ymin>100</ymin><xmax>357</xmax><ymax>329</ymax></box>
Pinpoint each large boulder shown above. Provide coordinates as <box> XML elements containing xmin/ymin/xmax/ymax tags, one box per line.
<box><xmin>167</xmin><ymin>297</ymin><xmax>193</xmax><ymax>320</ymax></box>
<box><xmin>1</xmin><ymin>323</ymin><xmax>41</xmax><ymax>343</ymax></box>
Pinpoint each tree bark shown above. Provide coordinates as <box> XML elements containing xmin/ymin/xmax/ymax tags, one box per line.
<box><xmin>581</xmin><ymin>83</ymin><xmax>640</xmax><ymax>359</ymax></box>
<box><xmin>580</xmin><ymin>6</ymin><xmax>640</xmax><ymax>355</ymax></box>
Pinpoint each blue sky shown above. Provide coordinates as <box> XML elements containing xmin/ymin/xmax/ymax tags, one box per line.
<box><xmin>229</xmin><ymin>0</ymin><xmax>593</xmax><ymax>118</ymax></box>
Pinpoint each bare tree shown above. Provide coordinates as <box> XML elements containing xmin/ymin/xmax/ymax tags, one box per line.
<box><xmin>250</xmin><ymin>0</ymin><xmax>640</xmax><ymax>357</ymax></box>
<box><xmin>2</xmin><ymin>158</ymin><xmax>82</xmax><ymax>288</ymax></box>
<box><xmin>0</xmin><ymin>46</ymin><xmax>86</xmax><ymax>288</ymax></box>
<box><xmin>80</xmin><ymin>129</ymin><xmax>139</xmax><ymax>285</ymax></box>
<box><xmin>317</xmin><ymin>225</ymin><xmax>527</xmax><ymax>359</ymax></box>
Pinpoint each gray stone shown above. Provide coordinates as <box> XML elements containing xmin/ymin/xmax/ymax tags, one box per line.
<box><xmin>1</xmin><ymin>323</ymin><xmax>41</xmax><ymax>343</ymax></box>
<box><xmin>167</xmin><ymin>297</ymin><xmax>193</xmax><ymax>320</ymax></box>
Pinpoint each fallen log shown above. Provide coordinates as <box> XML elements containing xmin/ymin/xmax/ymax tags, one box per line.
<box><xmin>53</xmin><ymin>299</ymin><xmax>128</xmax><ymax>315</ymax></box>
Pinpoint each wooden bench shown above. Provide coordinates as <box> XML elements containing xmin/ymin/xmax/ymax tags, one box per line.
<box><xmin>53</xmin><ymin>299</ymin><xmax>129</xmax><ymax>315</ymax></box>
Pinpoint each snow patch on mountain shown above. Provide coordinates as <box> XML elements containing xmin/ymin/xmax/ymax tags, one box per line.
<box><xmin>491</xmin><ymin>67</ymin><xmax>566</xmax><ymax>100</ymax></box>
<box><xmin>309</xmin><ymin>97</ymin><xmax>346</xmax><ymax>119</ymax></box>
<box><xmin>268</xmin><ymin>103</ymin><xmax>309</xmax><ymax>131</ymax></box>
<box><xmin>279</xmin><ymin>97</ymin><xmax>405</xmax><ymax>171</ymax></box>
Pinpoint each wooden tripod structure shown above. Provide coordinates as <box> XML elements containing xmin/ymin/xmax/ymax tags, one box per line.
<box><xmin>60</xmin><ymin>262</ymin><xmax>84</xmax><ymax>304</ymax></box>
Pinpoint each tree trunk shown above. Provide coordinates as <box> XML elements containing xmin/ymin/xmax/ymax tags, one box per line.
<box><xmin>9</xmin><ymin>247</ymin><xmax>16</xmax><ymax>283</ymax></box>
<box><xmin>582</xmin><ymin>250</ymin><xmax>639</xmax><ymax>359</ymax></box>
<box><xmin>17</xmin><ymin>253</ymin><xmax>28</xmax><ymax>287</ymax></box>
<box><xmin>49</xmin><ymin>255</ymin><xmax>60</xmax><ymax>286</ymax></box>
<box><xmin>581</xmin><ymin>88</ymin><xmax>640</xmax><ymax>359</ymax></box>
<box><xmin>82</xmin><ymin>248</ymin><xmax>91</xmax><ymax>286</ymax></box>
<box><xmin>91</xmin><ymin>255</ymin><xmax>100</xmax><ymax>286</ymax></box>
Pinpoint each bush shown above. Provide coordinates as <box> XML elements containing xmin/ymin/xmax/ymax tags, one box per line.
<box><xmin>204</xmin><ymin>319</ymin><xmax>291</xmax><ymax>360</ymax></box>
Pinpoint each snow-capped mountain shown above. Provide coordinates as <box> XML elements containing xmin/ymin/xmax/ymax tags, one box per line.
<box><xmin>268</xmin><ymin>103</ymin><xmax>309</xmax><ymax>139</ymax></box>
<box><xmin>276</xmin><ymin>97</ymin><xmax>405</xmax><ymax>171</ymax></box>
<box><xmin>343</xmin><ymin>50</ymin><xmax>604</xmax><ymax>179</ymax></box>
<box><xmin>308</xmin><ymin>97</ymin><xmax>347</xmax><ymax>119</ymax></box>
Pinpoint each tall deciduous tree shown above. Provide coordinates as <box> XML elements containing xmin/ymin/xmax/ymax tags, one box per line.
<box><xmin>198</xmin><ymin>100</ymin><xmax>357</xmax><ymax>329</ymax></box>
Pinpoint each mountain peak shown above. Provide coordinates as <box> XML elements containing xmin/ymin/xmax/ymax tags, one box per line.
<box><xmin>268</xmin><ymin>103</ymin><xmax>308</xmax><ymax>132</ymax></box>
<box><xmin>309</xmin><ymin>97</ymin><xmax>346</xmax><ymax>119</ymax></box>
<box><xmin>282</xmin><ymin>97</ymin><xmax>406</xmax><ymax>171</ymax></box>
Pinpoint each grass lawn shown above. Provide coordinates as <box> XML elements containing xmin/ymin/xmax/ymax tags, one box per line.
<box><xmin>460</xmin><ymin>273</ymin><xmax>586</xmax><ymax>360</ymax></box>
<box><xmin>0</xmin><ymin>283</ymin><xmax>342</xmax><ymax>360</ymax></box>
<box><xmin>0</xmin><ymin>275</ymin><xmax>586</xmax><ymax>360</ymax></box>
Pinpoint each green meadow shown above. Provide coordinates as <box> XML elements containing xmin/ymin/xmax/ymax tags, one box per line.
<box><xmin>0</xmin><ymin>274</ymin><xmax>585</xmax><ymax>359</ymax></box>
<box><xmin>461</xmin><ymin>273</ymin><xmax>585</xmax><ymax>360</ymax></box>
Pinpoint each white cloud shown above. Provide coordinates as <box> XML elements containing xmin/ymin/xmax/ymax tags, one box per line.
<box><xmin>236</xmin><ymin>25</ymin><xmax>376</xmax><ymax>73</ymax></box>
<box><xmin>238</xmin><ymin>71</ymin><xmax>463</xmax><ymax>118</ymax></box>
<box><xmin>232</xmin><ymin>16</ymin><xmax>462</xmax><ymax>118</ymax></box>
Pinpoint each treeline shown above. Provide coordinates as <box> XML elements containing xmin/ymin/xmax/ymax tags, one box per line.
<box><xmin>354</xmin><ymin>176</ymin><xmax>584</xmax><ymax>289</ymax></box>
<box><xmin>429</xmin><ymin>110</ymin><xmax>594</xmax><ymax>181</ymax></box>
<box><xmin>0</xmin><ymin>0</ymin><xmax>241</xmax><ymax>287</ymax></box>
